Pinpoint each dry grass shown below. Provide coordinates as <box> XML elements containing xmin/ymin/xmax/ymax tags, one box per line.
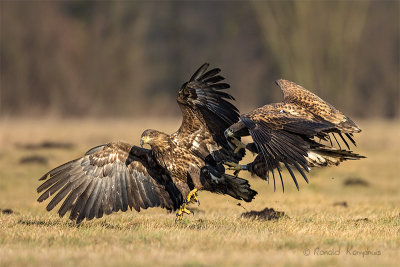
<box><xmin>0</xmin><ymin>118</ymin><xmax>399</xmax><ymax>267</ymax></box>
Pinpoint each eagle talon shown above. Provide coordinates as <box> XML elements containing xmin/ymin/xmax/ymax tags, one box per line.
<box><xmin>175</xmin><ymin>189</ymin><xmax>199</xmax><ymax>222</ymax></box>
<box><xmin>186</xmin><ymin>188</ymin><xmax>199</xmax><ymax>204</ymax></box>
<box><xmin>225</xmin><ymin>161</ymin><xmax>243</xmax><ymax>171</ymax></box>
<box><xmin>231</xmin><ymin>137</ymin><xmax>246</xmax><ymax>154</ymax></box>
<box><xmin>175</xmin><ymin>203</ymin><xmax>193</xmax><ymax>223</ymax></box>
<box><xmin>224</xmin><ymin>162</ymin><xmax>247</xmax><ymax>177</ymax></box>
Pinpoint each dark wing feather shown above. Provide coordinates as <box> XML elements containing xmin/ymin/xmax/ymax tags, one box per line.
<box><xmin>37</xmin><ymin>142</ymin><xmax>182</xmax><ymax>223</ymax></box>
<box><xmin>176</xmin><ymin>63</ymin><xmax>243</xmax><ymax>162</ymax></box>
<box><xmin>241</xmin><ymin>106</ymin><xmax>336</xmax><ymax>191</ymax></box>
<box><xmin>240</xmin><ymin>103</ymin><xmax>364</xmax><ymax>191</ymax></box>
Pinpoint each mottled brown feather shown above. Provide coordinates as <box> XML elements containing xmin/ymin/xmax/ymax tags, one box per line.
<box><xmin>37</xmin><ymin>142</ymin><xmax>180</xmax><ymax>223</ymax></box>
<box><xmin>38</xmin><ymin>64</ymin><xmax>257</xmax><ymax>223</ymax></box>
<box><xmin>227</xmin><ymin>79</ymin><xmax>364</xmax><ymax>191</ymax></box>
<box><xmin>276</xmin><ymin>79</ymin><xmax>360</xmax><ymax>133</ymax></box>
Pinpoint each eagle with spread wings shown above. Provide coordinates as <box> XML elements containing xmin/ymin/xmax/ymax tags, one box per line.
<box><xmin>37</xmin><ymin>64</ymin><xmax>364</xmax><ymax>223</ymax></box>
<box><xmin>37</xmin><ymin>63</ymin><xmax>256</xmax><ymax>223</ymax></box>
<box><xmin>224</xmin><ymin>79</ymin><xmax>365</xmax><ymax>191</ymax></box>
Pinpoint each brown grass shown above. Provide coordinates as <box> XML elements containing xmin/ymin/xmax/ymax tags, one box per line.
<box><xmin>0</xmin><ymin>118</ymin><xmax>399</xmax><ymax>267</ymax></box>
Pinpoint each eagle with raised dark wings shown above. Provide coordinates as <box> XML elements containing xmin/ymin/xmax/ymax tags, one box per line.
<box><xmin>37</xmin><ymin>63</ymin><xmax>256</xmax><ymax>223</ymax></box>
<box><xmin>224</xmin><ymin>79</ymin><xmax>365</xmax><ymax>191</ymax></box>
<box><xmin>37</xmin><ymin>64</ymin><xmax>364</xmax><ymax>223</ymax></box>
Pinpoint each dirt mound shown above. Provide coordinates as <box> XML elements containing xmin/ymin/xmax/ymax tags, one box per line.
<box><xmin>333</xmin><ymin>201</ymin><xmax>348</xmax><ymax>207</ymax></box>
<box><xmin>19</xmin><ymin>155</ymin><xmax>48</xmax><ymax>165</ymax></box>
<box><xmin>343</xmin><ymin>177</ymin><xmax>369</xmax><ymax>187</ymax></box>
<box><xmin>16</xmin><ymin>141</ymin><xmax>74</xmax><ymax>150</ymax></box>
<box><xmin>241</xmin><ymin>207</ymin><xmax>285</xmax><ymax>221</ymax></box>
<box><xmin>0</xmin><ymin>208</ymin><xmax>14</xmax><ymax>214</ymax></box>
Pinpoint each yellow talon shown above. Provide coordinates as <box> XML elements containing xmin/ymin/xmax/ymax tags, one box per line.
<box><xmin>182</xmin><ymin>207</ymin><xmax>192</xmax><ymax>215</ymax></box>
<box><xmin>176</xmin><ymin>203</ymin><xmax>187</xmax><ymax>222</ymax></box>
<box><xmin>224</xmin><ymin>161</ymin><xmax>245</xmax><ymax>177</ymax></box>
<box><xmin>186</xmin><ymin>188</ymin><xmax>200</xmax><ymax>205</ymax></box>
<box><xmin>225</xmin><ymin>161</ymin><xmax>242</xmax><ymax>171</ymax></box>
<box><xmin>231</xmin><ymin>137</ymin><xmax>246</xmax><ymax>153</ymax></box>
<box><xmin>175</xmin><ymin>189</ymin><xmax>200</xmax><ymax>222</ymax></box>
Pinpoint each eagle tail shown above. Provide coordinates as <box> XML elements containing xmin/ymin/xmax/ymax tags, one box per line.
<box><xmin>219</xmin><ymin>174</ymin><xmax>257</xmax><ymax>202</ymax></box>
<box><xmin>306</xmin><ymin>148</ymin><xmax>365</xmax><ymax>168</ymax></box>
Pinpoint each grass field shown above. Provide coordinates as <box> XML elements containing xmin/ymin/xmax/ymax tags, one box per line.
<box><xmin>0</xmin><ymin>118</ymin><xmax>399</xmax><ymax>267</ymax></box>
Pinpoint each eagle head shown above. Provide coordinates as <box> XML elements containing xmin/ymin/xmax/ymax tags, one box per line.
<box><xmin>140</xmin><ymin>129</ymin><xmax>170</xmax><ymax>149</ymax></box>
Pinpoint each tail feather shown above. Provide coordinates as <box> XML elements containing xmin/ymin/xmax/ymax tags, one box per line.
<box><xmin>306</xmin><ymin>148</ymin><xmax>365</xmax><ymax>168</ymax></box>
<box><xmin>217</xmin><ymin>174</ymin><xmax>257</xmax><ymax>202</ymax></box>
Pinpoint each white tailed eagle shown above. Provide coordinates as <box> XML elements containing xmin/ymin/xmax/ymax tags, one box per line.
<box><xmin>37</xmin><ymin>65</ymin><xmax>364</xmax><ymax>223</ymax></box>
<box><xmin>37</xmin><ymin>63</ymin><xmax>256</xmax><ymax>223</ymax></box>
<box><xmin>225</xmin><ymin>79</ymin><xmax>364</xmax><ymax>191</ymax></box>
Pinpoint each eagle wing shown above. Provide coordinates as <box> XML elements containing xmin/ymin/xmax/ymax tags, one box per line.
<box><xmin>37</xmin><ymin>142</ymin><xmax>182</xmax><ymax>223</ymax></box>
<box><xmin>276</xmin><ymin>79</ymin><xmax>361</xmax><ymax>148</ymax></box>
<box><xmin>241</xmin><ymin>104</ymin><xmax>337</xmax><ymax>190</ymax></box>
<box><xmin>276</xmin><ymin>79</ymin><xmax>361</xmax><ymax>133</ymax></box>
<box><xmin>175</xmin><ymin>63</ymin><xmax>243</xmax><ymax>162</ymax></box>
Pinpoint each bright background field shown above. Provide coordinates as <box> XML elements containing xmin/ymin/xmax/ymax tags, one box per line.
<box><xmin>0</xmin><ymin>118</ymin><xmax>399</xmax><ymax>267</ymax></box>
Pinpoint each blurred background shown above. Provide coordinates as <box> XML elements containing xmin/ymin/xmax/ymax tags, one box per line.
<box><xmin>1</xmin><ymin>3</ymin><xmax>399</xmax><ymax>266</ymax></box>
<box><xmin>0</xmin><ymin>0</ymin><xmax>399</xmax><ymax>118</ymax></box>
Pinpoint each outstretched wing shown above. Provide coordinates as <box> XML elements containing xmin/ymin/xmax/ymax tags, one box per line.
<box><xmin>276</xmin><ymin>79</ymin><xmax>361</xmax><ymax>148</ymax></box>
<box><xmin>37</xmin><ymin>142</ymin><xmax>182</xmax><ymax>223</ymax></box>
<box><xmin>276</xmin><ymin>79</ymin><xmax>361</xmax><ymax>133</ymax></box>
<box><xmin>241</xmin><ymin>105</ymin><xmax>337</xmax><ymax>190</ymax></box>
<box><xmin>175</xmin><ymin>63</ymin><xmax>243</xmax><ymax>162</ymax></box>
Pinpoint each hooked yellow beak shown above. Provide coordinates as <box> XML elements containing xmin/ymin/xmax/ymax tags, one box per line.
<box><xmin>224</xmin><ymin>128</ymin><xmax>234</xmax><ymax>138</ymax></box>
<box><xmin>140</xmin><ymin>136</ymin><xmax>151</xmax><ymax>148</ymax></box>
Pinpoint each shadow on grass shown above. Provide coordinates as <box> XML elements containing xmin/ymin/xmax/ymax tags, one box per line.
<box><xmin>187</xmin><ymin>219</ymin><xmax>209</xmax><ymax>230</ymax></box>
<box><xmin>95</xmin><ymin>220</ymin><xmax>140</xmax><ymax>230</ymax></box>
<box><xmin>17</xmin><ymin>218</ymin><xmax>77</xmax><ymax>228</ymax></box>
<box><xmin>17</xmin><ymin>217</ymin><xmax>145</xmax><ymax>230</ymax></box>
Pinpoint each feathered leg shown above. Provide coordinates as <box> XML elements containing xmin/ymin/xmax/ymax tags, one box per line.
<box><xmin>231</xmin><ymin>137</ymin><xmax>246</xmax><ymax>153</ymax></box>
<box><xmin>175</xmin><ymin>188</ymin><xmax>199</xmax><ymax>222</ymax></box>
<box><xmin>225</xmin><ymin>129</ymin><xmax>246</xmax><ymax>153</ymax></box>
<box><xmin>224</xmin><ymin>162</ymin><xmax>248</xmax><ymax>176</ymax></box>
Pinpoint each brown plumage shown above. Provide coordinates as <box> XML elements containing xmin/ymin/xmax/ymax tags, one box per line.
<box><xmin>37</xmin><ymin>63</ymin><xmax>256</xmax><ymax>223</ymax></box>
<box><xmin>37</xmin><ymin>142</ymin><xmax>180</xmax><ymax>223</ymax></box>
<box><xmin>276</xmin><ymin>79</ymin><xmax>360</xmax><ymax>133</ymax></box>
<box><xmin>37</xmin><ymin>67</ymin><xmax>365</xmax><ymax>222</ymax></box>
<box><xmin>226</xmin><ymin>79</ymin><xmax>365</xmax><ymax>191</ymax></box>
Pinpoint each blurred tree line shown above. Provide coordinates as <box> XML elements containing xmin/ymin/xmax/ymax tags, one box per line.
<box><xmin>0</xmin><ymin>1</ymin><xmax>398</xmax><ymax>118</ymax></box>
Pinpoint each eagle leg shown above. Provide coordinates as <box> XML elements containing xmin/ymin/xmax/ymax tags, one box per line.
<box><xmin>186</xmin><ymin>188</ymin><xmax>200</xmax><ymax>206</ymax></box>
<box><xmin>175</xmin><ymin>189</ymin><xmax>199</xmax><ymax>223</ymax></box>
<box><xmin>231</xmin><ymin>137</ymin><xmax>246</xmax><ymax>154</ymax></box>
<box><xmin>175</xmin><ymin>203</ymin><xmax>192</xmax><ymax>223</ymax></box>
<box><xmin>224</xmin><ymin>162</ymin><xmax>248</xmax><ymax>177</ymax></box>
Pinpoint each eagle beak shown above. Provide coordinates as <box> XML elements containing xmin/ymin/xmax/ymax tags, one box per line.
<box><xmin>224</xmin><ymin>128</ymin><xmax>234</xmax><ymax>138</ymax></box>
<box><xmin>140</xmin><ymin>136</ymin><xmax>151</xmax><ymax>148</ymax></box>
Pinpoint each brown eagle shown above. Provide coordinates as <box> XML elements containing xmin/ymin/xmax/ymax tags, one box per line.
<box><xmin>225</xmin><ymin>79</ymin><xmax>364</xmax><ymax>191</ymax></box>
<box><xmin>37</xmin><ymin>63</ymin><xmax>256</xmax><ymax>223</ymax></box>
